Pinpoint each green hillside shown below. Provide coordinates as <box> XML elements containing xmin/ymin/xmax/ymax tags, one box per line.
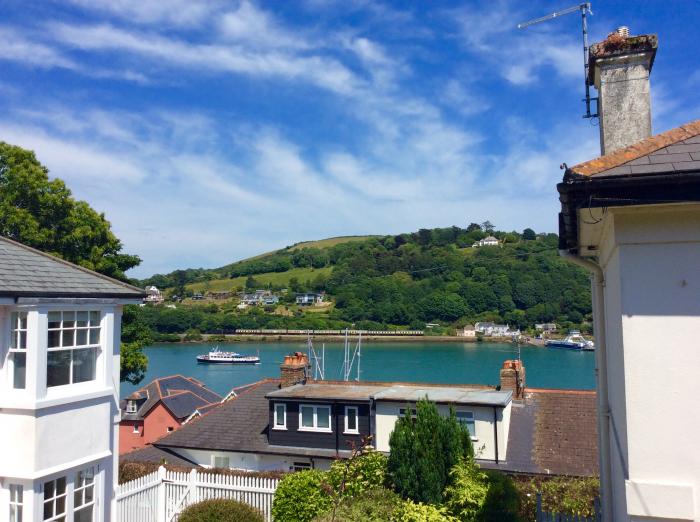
<box><xmin>288</xmin><ymin>235</ymin><xmax>378</xmax><ymax>251</ymax></box>
<box><xmin>187</xmin><ymin>266</ymin><xmax>333</xmax><ymax>293</ymax></box>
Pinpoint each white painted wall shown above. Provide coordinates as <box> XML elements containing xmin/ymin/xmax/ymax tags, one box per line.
<box><xmin>373</xmin><ymin>401</ymin><xmax>511</xmax><ymax>461</ymax></box>
<box><xmin>591</xmin><ymin>204</ymin><xmax>700</xmax><ymax>521</ymax></box>
<box><xmin>168</xmin><ymin>447</ymin><xmax>334</xmax><ymax>472</ymax></box>
<box><xmin>0</xmin><ymin>302</ymin><xmax>126</xmax><ymax>522</ymax></box>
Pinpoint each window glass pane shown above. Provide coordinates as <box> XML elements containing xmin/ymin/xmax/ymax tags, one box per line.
<box><xmin>301</xmin><ymin>406</ymin><xmax>314</xmax><ymax>427</ymax></box>
<box><xmin>44</xmin><ymin>501</ymin><xmax>53</xmax><ymax>519</ymax></box>
<box><xmin>84</xmin><ymin>484</ymin><xmax>93</xmax><ymax>503</ymax></box>
<box><xmin>12</xmin><ymin>352</ymin><xmax>26</xmax><ymax>389</ymax></box>
<box><xmin>73</xmin><ymin>349</ymin><xmax>96</xmax><ymax>383</ymax></box>
<box><xmin>90</xmin><ymin>311</ymin><xmax>100</xmax><ymax>326</ymax></box>
<box><xmin>76</xmin><ymin>329</ymin><xmax>88</xmax><ymax>346</ymax></box>
<box><xmin>44</xmin><ymin>480</ymin><xmax>55</xmax><ymax>499</ymax></box>
<box><xmin>19</xmin><ymin>313</ymin><xmax>27</xmax><ymax>330</ymax></box>
<box><xmin>74</xmin><ymin>505</ymin><xmax>93</xmax><ymax>522</ymax></box>
<box><xmin>76</xmin><ymin>311</ymin><xmax>89</xmax><ymax>327</ymax></box>
<box><xmin>19</xmin><ymin>331</ymin><xmax>27</xmax><ymax>349</ymax></box>
<box><xmin>74</xmin><ymin>489</ymin><xmax>82</xmax><ymax>507</ymax></box>
<box><xmin>317</xmin><ymin>407</ymin><xmax>330</xmax><ymax>429</ymax></box>
<box><xmin>11</xmin><ymin>312</ymin><xmax>18</xmax><ymax>328</ymax></box>
<box><xmin>89</xmin><ymin>328</ymin><xmax>100</xmax><ymax>345</ymax></box>
<box><xmin>56</xmin><ymin>477</ymin><xmax>66</xmax><ymax>494</ymax></box>
<box><xmin>48</xmin><ymin>330</ymin><xmax>61</xmax><ymax>348</ymax></box>
<box><xmin>10</xmin><ymin>505</ymin><xmax>21</xmax><ymax>522</ymax></box>
<box><xmin>347</xmin><ymin>408</ymin><xmax>357</xmax><ymax>431</ymax></box>
<box><xmin>11</xmin><ymin>330</ymin><xmax>18</xmax><ymax>349</ymax></box>
<box><xmin>275</xmin><ymin>404</ymin><xmax>285</xmax><ymax>426</ymax></box>
<box><xmin>55</xmin><ymin>495</ymin><xmax>65</xmax><ymax>514</ymax></box>
<box><xmin>48</xmin><ymin>312</ymin><xmax>61</xmax><ymax>328</ymax></box>
<box><xmin>62</xmin><ymin>329</ymin><xmax>75</xmax><ymax>347</ymax></box>
<box><xmin>47</xmin><ymin>351</ymin><xmax>71</xmax><ymax>387</ymax></box>
<box><xmin>62</xmin><ymin>312</ymin><xmax>75</xmax><ymax>328</ymax></box>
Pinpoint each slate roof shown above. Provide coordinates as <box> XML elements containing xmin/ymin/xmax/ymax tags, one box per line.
<box><xmin>481</xmin><ymin>389</ymin><xmax>598</xmax><ymax>477</ymax></box>
<box><xmin>122</xmin><ymin>375</ymin><xmax>223</xmax><ymax>421</ymax></box>
<box><xmin>0</xmin><ymin>236</ymin><xmax>144</xmax><ymax>298</ymax></box>
<box><xmin>120</xmin><ymin>445</ymin><xmax>198</xmax><ymax>468</ymax></box>
<box><xmin>569</xmin><ymin>119</ymin><xmax>700</xmax><ymax>178</ymax></box>
<box><xmin>151</xmin><ymin>378</ymin><xmax>597</xmax><ymax>476</ymax></box>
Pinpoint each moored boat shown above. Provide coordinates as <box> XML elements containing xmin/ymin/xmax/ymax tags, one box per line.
<box><xmin>545</xmin><ymin>331</ymin><xmax>594</xmax><ymax>351</ymax></box>
<box><xmin>196</xmin><ymin>347</ymin><xmax>260</xmax><ymax>364</ymax></box>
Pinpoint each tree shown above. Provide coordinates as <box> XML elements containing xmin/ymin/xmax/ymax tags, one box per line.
<box><xmin>388</xmin><ymin>399</ymin><xmax>473</xmax><ymax>504</ymax></box>
<box><xmin>466</xmin><ymin>223</ymin><xmax>482</xmax><ymax>232</ymax></box>
<box><xmin>481</xmin><ymin>221</ymin><xmax>495</xmax><ymax>233</ymax></box>
<box><xmin>522</xmin><ymin>228</ymin><xmax>537</xmax><ymax>240</ymax></box>
<box><xmin>1</xmin><ymin>143</ymin><xmax>147</xmax><ymax>382</ymax></box>
<box><xmin>0</xmin><ymin>142</ymin><xmax>140</xmax><ymax>280</ymax></box>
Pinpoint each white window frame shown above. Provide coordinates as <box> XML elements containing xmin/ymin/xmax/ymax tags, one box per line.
<box><xmin>9</xmin><ymin>484</ymin><xmax>23</xmax><ymax>522</ymax></box>
<box><xmin>42</xmin><ymin>476</ymin><xmax>67</xmax><ymax>522</ymax></box>
<box><xmin>132</xmin><ymin>423</ymin><xmax>139</xmax><ymax>434</ymax></box>
<box><xmin>46</xmin><ymin>310</ymin><xmax>102</xmax><ymax>388</ymax></box>
<box><xmin>212</xmin><ymin>455</ymin><xmax>230</xmax><ymax>469</ymax></box>
<box><xmin>126</xmin><ymin>400</ymin><xmax>137</xmax><ymax>414</ymax></box>
<box><xmin>292</xmin><ymin>462</ymin><xmax>311</xmax><ymax>472</ymax></box>
<box><xmin>298</xmin><ymin>404</ymin><xmax>332</xmax><ymax>433</ymax></box>
<box><xmin>344</xmin><ymin>406</ymin><xmax>359</xmax><ymax>434</ymax></box>
<box><xmin>8</xmin><ymin>311</ymin><xmax>28</xmax><ymax>390</ymax></box>
<box><xmin>456</xmin><ymin>410</ymin><xmax>477</xmax><ymax>440</ymax></box>
<box><xmin>73</xmin><ymin>466</ymin><xmax>96</xmax><ymax>522</ymax></box>
<box><xmin>398</xmin><ymin>407</ymin><xmax>417</xmax><ymax>419</ymax></box>
<box><xmin>273</xmin><ymin>403</ymin><xmax>287</xmax><ymax>430</ymax></box>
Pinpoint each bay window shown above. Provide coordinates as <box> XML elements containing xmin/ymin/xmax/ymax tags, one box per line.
<box><xmin>47</xmin><ymin>311</ymin><xmax>101</xmax><ymax>387</ymax></box>
<box><xmin>9</xmin><ymin>312</ymin><xmax>28</xmax><ymax>389</ymax></box>
<box><xmin>299</xmin><ymin>404</ymin><xmax>331</xmax><ymax>432</ymax></box>
<box><xmin>73</xmin><ymin>467</ymin><xmax>95</xmax><ymax>522</ymax></box>
<box><xmin>43</xmin><ymin>476</ymin><xmax>67</xmax><ymax>521</ymax></box>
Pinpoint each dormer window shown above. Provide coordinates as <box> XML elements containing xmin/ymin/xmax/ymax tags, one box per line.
<box><xmin>47</xmin><ymin>311</ymin><xmax>101</xmax><ymax>388</ymax></box>
<box><xmin>126</xmin><ymin>400</ymin><xmax>137</xmax><ymax>414</ymax></box>
<box><xmin>8</xmin><ymin>312</ymin><xmax>28</xmax><ymax>389</ymax></box>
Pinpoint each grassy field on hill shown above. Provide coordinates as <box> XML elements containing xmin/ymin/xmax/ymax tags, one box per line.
<box><xmin>288</xmin><ymin>235</ymin><xmax>378</xmax><ymax>251</ymax></box>
<box><xmin>186</xmin><ymin>266</ymin><xmax>333</xmax><ymax>293</ymax></box>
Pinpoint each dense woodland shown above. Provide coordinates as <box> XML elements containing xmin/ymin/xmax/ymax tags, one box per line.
<box><xmin>133</xmin><ymin>224</ymin><xmax>592</xmax><ymax>336</ymax></box>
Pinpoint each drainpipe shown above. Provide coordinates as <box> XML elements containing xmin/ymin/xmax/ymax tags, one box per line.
<box><xmin>492</xmin><ymin>407</ymin><xmax>499</xmax><ymax>464</ymax></box>
<box><xmin>559</xmin><ymin>250</ymin><xmax>613</xmax><ymax>521</ymax></box>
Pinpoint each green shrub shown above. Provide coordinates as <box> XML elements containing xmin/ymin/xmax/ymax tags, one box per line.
<box><xmin>514</xmin><ymin>475</ymin><xmax>599</xmax><ymax>520</ymax></box>
<box><xmin>393</xmin><ymin>499</ymin><xmax>459</xmax><ymax>521</ymax></box>
<box><xmin>184</xmin><ymin>328</ymin><xmax>203</xmax><ymax>341</ymax></box>
<box><xmin>272</xmin><ymin>470</ymin><xmax>332</xmax><ymax>522</ymax></box>
<box><xmin>326</xmin><ymin>449</ymin><xmax>388</xmax><ymax>498</ymax></box>
<box><xmin>443</xmin><ymin>459</ymin><xmax>489</xmax><ymax>521</ymax></box>
<box><xmin>179</xmin><ymin>499</ymin><xmax>263</xmax><ymax>522</ymax></box>
<box><xmin>313</xmin><ymin>488</ymin><xmax>401</xmax><ymax>522</ymax></box>
<box><xmin>388</xmin><ymin>399</ymin><xmax>472</xmax><ymax>504</ymax></box>
<box><xmin>479</xmin><ymin>470</ymin><xmax>520</xmax><ymax>522</ymax></box>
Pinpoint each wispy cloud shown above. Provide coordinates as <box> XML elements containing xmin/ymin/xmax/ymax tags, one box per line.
<box><xmin>0</xmin><ymin>27</ymin><xmax>78</xmax><ymax>70</ymax></box>
<box><xmin>65</xmin><ymin>0</ymin><xmax>222</xmax><ymax>27</ymax></box>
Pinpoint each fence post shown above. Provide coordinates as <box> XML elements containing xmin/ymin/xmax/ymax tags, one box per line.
<box><xmin>189</xmin><ymin>468</ymin><xmax>199</xmax><ymax>506</ymax></box>
<box><xmin>156</xmin><ymin>466</ymin><xmax>166</xmax><ymax>522</ymax></box>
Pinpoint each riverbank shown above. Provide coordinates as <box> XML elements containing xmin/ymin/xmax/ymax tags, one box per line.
<box><xmin>168</xmin><ymin>333</ymin><xmax>540</xmax><ymax>345</ymax></box>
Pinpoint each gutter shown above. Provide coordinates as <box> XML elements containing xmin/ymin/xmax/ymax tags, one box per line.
<box><xmin>558</xmin><ymin>250</ymin><xmax>613</xmax><ymax>521</ymax></box>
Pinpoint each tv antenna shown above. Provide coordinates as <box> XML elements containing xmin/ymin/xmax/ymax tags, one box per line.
<box><xmin>517</xmin><ymin>2</ymin><xmax>598</xmax><ymax>119</ymax></box>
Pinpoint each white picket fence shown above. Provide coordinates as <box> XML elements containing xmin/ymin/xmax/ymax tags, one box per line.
<box><xmin>116</xmin><ymin>467</ymin><xmax>280</xmax><ymax>522</ymax></box>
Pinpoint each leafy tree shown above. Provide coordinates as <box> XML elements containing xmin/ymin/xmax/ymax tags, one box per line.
<box><xmin>388</xmin><ymin>399</ymin><xmax>473</xmax><ymax>504</ymax></box>
<box><xmin>120</xmin><ymin>305</ymin><xmax>152</xmax><ymax>384</ymax></box>
<box><xmin>0</xmin><ymin>142</ymin><xmax>140</xmax><ymax>280</ymax></box>
<box><xmin>466</xmin><ymin>223</ymin><xmax>482</xmax><ymax>232</ymax></box>
<box><xmin>522</xmin><ymin>228</ymin><xmax>537</xmax><ymax>241</ymax></box>
<box><xmin>480</xmin><ymin>221</ymin><xmax>495</xmax><ymax>233</ymax></box>
<box><xmin>272</xmin><ymin>470</ymin><xmax>332</xmax><ymax>522</ymax></box>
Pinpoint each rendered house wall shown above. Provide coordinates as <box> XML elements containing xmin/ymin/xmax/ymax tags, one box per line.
<box><xmin>595</xmin><ymin>205</ymin><xmax>700</xmax><ymax>521</ymax></box>
<box><xmin>119</xmin><ymin>403</ymin><xmax>181</xmax><ymax>454</ymax></box>
<box><xmin>169</xmin><ymin>447</ymin><xmax>334</xmax><ymax>472</ymax></box>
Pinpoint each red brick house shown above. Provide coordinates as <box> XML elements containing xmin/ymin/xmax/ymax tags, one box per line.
<box><xmin>119</xmin><ymin>375</ymin><xmax>222</xmax><ymax>454</ymax></box>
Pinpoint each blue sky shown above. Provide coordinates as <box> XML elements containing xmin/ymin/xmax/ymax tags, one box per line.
<box><xmin>1</xmin><ymin>1</ymin><xmax>698</xmax><ymax>278</ymax></box>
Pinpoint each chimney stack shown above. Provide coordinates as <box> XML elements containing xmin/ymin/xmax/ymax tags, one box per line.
<box><xmin>500</xmin><ymin>360</ymin><xmax>526</xmax><ymax>399</ymax></box>
<box><xmin>280</xmin><ymin>352</ymin><xmax>310</xmax><ymax>388</ymax></box>
<box><xmin>589</xmin><ymin>30</ymin><xmax>658</xmax><ymax>155</ymax></box>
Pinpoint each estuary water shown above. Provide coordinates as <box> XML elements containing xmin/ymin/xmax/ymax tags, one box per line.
<box><xmin>119</xmin><ymin>341</ymin><xmax>596</xmax><ymax>397</ymax></box>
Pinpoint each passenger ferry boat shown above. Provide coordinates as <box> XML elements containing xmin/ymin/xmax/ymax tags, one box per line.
<box><xmin>196</xmin><ymin>347</ymin><xmax>260</xmax><ymax>364</ymax></box>
<box><xmin>545</xmin><ymin>331</ymin><xmax>595</xmax><ymax>351</ymax></box>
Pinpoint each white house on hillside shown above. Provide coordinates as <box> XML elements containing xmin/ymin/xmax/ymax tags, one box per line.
<box><xmin>0</xmin><ymin>237</ymin><xmax>144</xmax><ymax>522</ymax></box>
<box><xmin>558</xmin><ymin>31</ymin><xmax>700</xmax><ymax>521</ymax></box>
<box><xmin>472</xmin><ymin>236</ymin><xmax>499</xmax><ymax>247</ymax></box>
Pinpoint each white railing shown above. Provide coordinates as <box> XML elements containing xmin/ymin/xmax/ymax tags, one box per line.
<box><xmin>117</xmin><ymin>467</ymin><xmax>280</xmax><ymax>522</ymax></box>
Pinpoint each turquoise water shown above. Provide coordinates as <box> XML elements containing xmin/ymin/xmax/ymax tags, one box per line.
<box><xmin>120</xmin><ymin>341</ymin><xmax>596</xmax><ymax>397</ymax></box>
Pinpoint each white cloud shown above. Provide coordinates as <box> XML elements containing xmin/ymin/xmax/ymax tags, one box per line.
<box><xmin>219</xmin><ymin>1</ymin><xmax>309</xmax><ymax>50</ymax></box>
<box><xmin>65</xmin><ymin>0</ymin><xmax>222</xmax><ymax>27</ymax></box>
<box><xmin>0</xmin><ymin>27</ymin><xmax>78</xmax><ymax>70</ymax></box>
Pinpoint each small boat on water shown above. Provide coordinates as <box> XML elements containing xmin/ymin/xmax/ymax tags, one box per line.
<box><xmin>545</xmin><ymin>331</ymin><xmax>595</xmax><ymax>351</ymax></box>
<box><xmin>196</xmin><ymin>347</ymin><xmax>260</xmax><ymax>364</ymax></box>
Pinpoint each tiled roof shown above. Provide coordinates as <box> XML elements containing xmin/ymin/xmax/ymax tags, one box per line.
<box><xmin>0</xmin><ymin>236</ymin><xmax>144</xmax><ymax>298</ymax></box>
<box><xmin>481</xmin><ymin>389</ymin><xmax>598</xmax><ymax>477</ymax></box>
<box><xmin>570</xmin><ymin>119</ymin><xmax>700</xmax><ymax>177</ymax></box>
<box><xmin>120</xmin><ymin>445</ymin><xmax>198</xmax><ymax>467</ymax></box>
<box><xmin>122</xmin><ymin>375</ymin><xmax>223</xmax><ymax>421</ymax></box>
<box><xmin>155</xmin><ymin>379</ymin><xmax>279</xmax><ymax>454</ymax></box>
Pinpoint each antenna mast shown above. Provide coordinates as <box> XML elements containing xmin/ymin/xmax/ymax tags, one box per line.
<box><xmin>517</xmin><ymin>2</ymin><xmax>597</xmax><ymax>119</ymax></box>
<box><xmin>307</xmin><ymin>333</ymin><xmax>325</xmax><ymax>380</ymax></box>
